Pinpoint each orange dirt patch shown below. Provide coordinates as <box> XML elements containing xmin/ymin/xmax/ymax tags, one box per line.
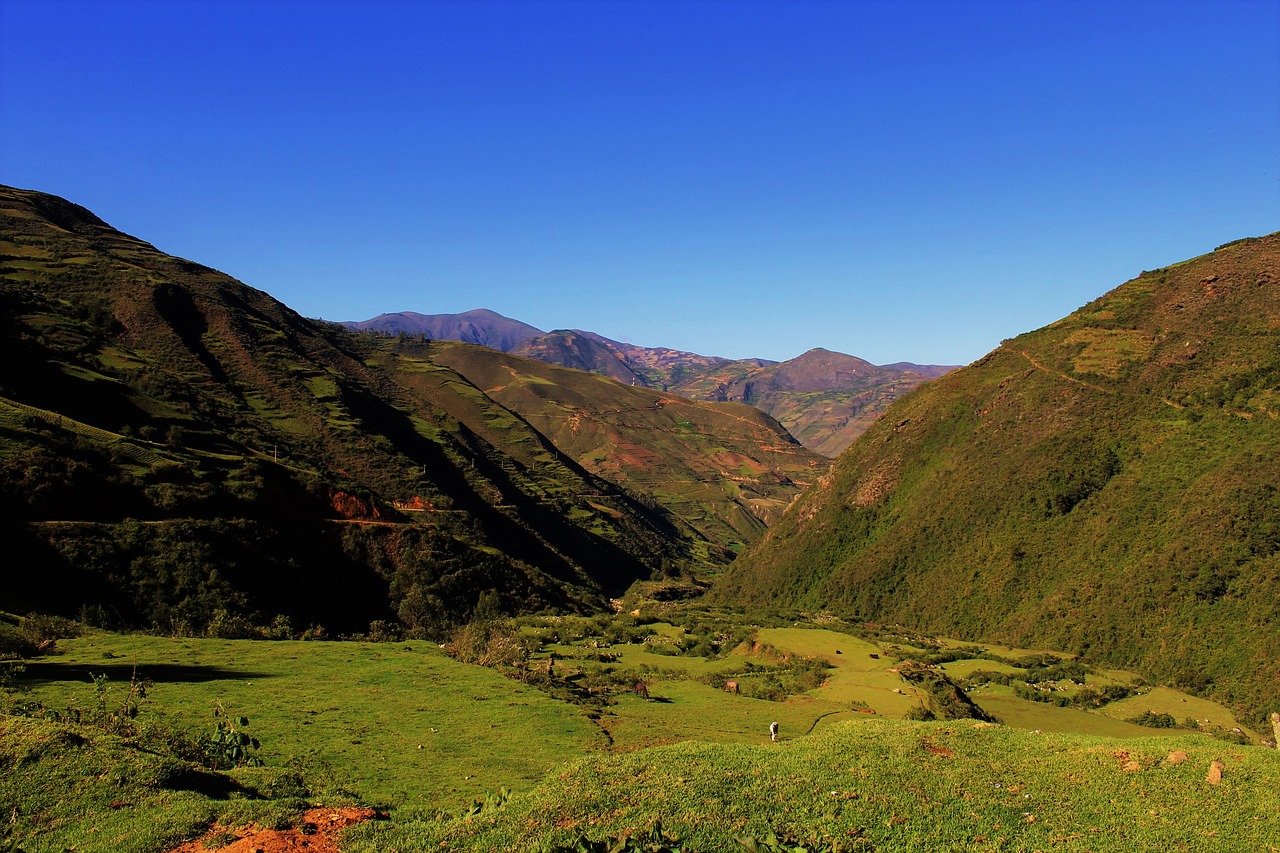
<box><xmin>920</xmin><ymin>737</ymin><xmax>953</xmax><ymax>758</ymax></box>
<box><xmin>167</xmin><ymin>807</ymin><xmax>381</xmax><ymax>853</ymax></box>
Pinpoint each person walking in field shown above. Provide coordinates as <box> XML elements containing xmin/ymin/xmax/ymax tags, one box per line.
<box><xmin>769</xmin><ymin>721</ymin><xmax>779</xmax><ymax>742</ymax></box>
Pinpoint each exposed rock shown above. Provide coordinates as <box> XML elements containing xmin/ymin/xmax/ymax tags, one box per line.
<box><xmin>1206</xmin><ymin>759</ymin><xmax>1226</xmax><ymax>785</ymax></box>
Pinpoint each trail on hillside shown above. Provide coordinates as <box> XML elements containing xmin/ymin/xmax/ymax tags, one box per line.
<box><xmin>1017</xmin><ymin>350</ymin><xmax>1114</xmax><ymax>394</ymax></box>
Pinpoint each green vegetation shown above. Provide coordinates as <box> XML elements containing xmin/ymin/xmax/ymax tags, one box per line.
<box><xmin>346</xmin><ymin>719</ymin><xmax>1280</xmax><ymax>852</ymax></box>
<box><xmin>5</xmin><ymin>189</ymin><xmax>1280</xmax><ymax>852</ymax></box>
<box><xmin>716</xmin><ymin>233</ymin><xmax>1280</xmax><ymax>725</ymax></box>
<box><xmin>4</xmin><ymin>608</ymin><xmax>1276</xmax><ymax>852</ymax></box>
<box><xmin>0</xmin><ymin>185</ymin><xmax>715</xmax><ymax>641</ymax></box>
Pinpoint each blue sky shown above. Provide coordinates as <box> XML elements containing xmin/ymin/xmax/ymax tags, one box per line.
<box><xmin>2</xmin><ymin>0</ymin><xmax>1277</xmax><ymax>365</ymax></box>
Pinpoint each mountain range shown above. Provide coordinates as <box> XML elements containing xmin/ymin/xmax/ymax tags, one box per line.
<box><xmin>6</xmin><ymin>183</ymin><xmax>1278</xmax><ymax>723</ymax></box>
<box><xmin>0</xmin><ymin>186</ymin><xmax>818</xmax><ymax>636</ymax></box>
<box><xmin>346</xmin><ymin>311</ymin><xmax>958</xmax><ymax>456</ymax></box>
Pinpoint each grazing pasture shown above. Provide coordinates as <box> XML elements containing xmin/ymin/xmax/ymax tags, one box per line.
<box><xmin>3</xmin><ymin>607</ymin><xmax>1274</xmax><ymax>852</ymax></box>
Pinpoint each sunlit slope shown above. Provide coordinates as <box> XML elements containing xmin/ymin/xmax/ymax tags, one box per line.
<box><xmin>671</xmin><ymin>347</ymin><xmax>950</xmax><ymax>456</ymax></box>
<box><xmin>346</xmin><ymin>718</ymin><xmax>1280</xmax><ymax>852</ymax></box>
<box><xmin>0</xmin><ymin>185</ymin><xmax>697</xmax><ymax>632</ymax></box>
<box><xmin>716</xmin><ymin>234</ymin><xmax>1280</xmax><ymax>721</ymax></box>
<box><xmin>402</xmin><ymin>339</ymin><xmax>829</xmax><ymax>552</ymax></box>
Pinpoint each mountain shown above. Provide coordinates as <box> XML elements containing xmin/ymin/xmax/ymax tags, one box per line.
<box><xmin>509</xmin><ymin>329</ymin><xmax>653</xmax><ymax>386</ymax></box>
<box><xmin>714</xmin><ymin>234</ymin><xmax>1280</xmax><ymax>721</ymax></box>
<box><xmin>350</xmin><ymin>311</ymin><xmax>957</xmax><ymax>457</ymax></box>
<box><xmin>670</xmin><ymin>348</ymin><xmax>946</xmax><ymax>456</ymax></box>
<box><xmin>415</xmin><ymin>339</ymin><xmax>828</xmax><ymax>552</ymax></box>
<box><xmin>0</xmin><ymin>186</ymin><xmax>707</xmax><ymax>636</ymax></box>
<box><xmin>345</xmin><ymin>308</ymin><xmax>544</xmax><ymax>351</ymax></box>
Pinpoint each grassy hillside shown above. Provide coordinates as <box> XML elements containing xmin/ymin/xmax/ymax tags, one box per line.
<box><xmin>715</xmin><ymin>234</ymin><xmax>1280</xmax><ymax>723</ymax></box>
<box><xmin>7</xmin><ymin>613</ymin><xmax>1275</xmax><ymax>852</ymax></box>
<box><xmin>348</xmin><ymin>719</ymin><xmax>1279</xmax><ymax>852</ymax></box>
<box><xmin>0</xmin><ymin>185</ymin><xmax>704</xmax><ymax>634</ymax></box>
<box><xmin>408</xmin><ymin>338</ymin><xmax>828</xmax><ymax>551</ymax></box>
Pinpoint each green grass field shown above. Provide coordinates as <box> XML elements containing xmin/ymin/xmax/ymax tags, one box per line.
<box><xmin>13</xmin><ymin>633</ymin><xmax>601</xmax><ymax>810</ymax></box>
<box><xmin>4</xmin><ymin>612</ymin><xmax>1276</xmax><ymax>852</ymax></box>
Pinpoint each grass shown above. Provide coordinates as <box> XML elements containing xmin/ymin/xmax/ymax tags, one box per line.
<box><xmin>344</xmin><ymin>718</ymin><xmax>1280</xmax><ymax>852</ymax></box>
<box><xmin>15</xmin><ymin>632</ymin><xmax>602</xmax><ymax>810</ymax></box>
<box><xmin>0</xmin><ymin>715</ymin><xmax>304</xmax><ymax>853</ymax></box>
<box><xmin>6</xmin><ymin>614</ymin><xmax>1275</xmax><ymax>851</ymax></box>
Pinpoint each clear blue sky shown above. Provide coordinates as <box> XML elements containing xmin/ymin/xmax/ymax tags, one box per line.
<box><xmin>2</xmin><ymin>0</ymin><xmax>1277</xmax><ymax>365</ymax></box>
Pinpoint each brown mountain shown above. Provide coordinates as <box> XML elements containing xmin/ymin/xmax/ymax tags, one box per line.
<box><xmin>508</xmin><ymin>330</ymin><xmax>651</xmax><ymax>386</ymax></box>
<box><xmin>416</xmin><ymin>339</ymin><xmax>829</xmax><ymax>552</ymax></box>
<box><xmin>670</xmin><ymin>348</ymin><xmax>945</xmax><ymax>456</ymax></box>
<box><xmin>354</xmin><ymin>312</ymin><xmax>957</xmax><ymax>457</ymax></box>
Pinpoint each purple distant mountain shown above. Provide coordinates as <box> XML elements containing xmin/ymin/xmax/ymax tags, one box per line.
<box><xmin>343</xmin><ymin>308</ymin><xmax>544</xmax><ymax>352</ymax></box>
<box><xmin>344</xmin><ymin>309</ymin><xmax>959</xmax><ymax>456</ymax></box>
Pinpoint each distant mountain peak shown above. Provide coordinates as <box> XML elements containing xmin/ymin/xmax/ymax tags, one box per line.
<box><xmin>343</xmin><ymin>310</ymin><xmax>958</xmax><ymax>456</ymax></box>
<box><xmin>343</xmin><ymin>308</ymin><xmax>544</xmax><ymax>351</ymax></box>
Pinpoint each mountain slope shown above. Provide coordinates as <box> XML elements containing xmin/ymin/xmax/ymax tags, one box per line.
<box><xmin>512</xmin><ymin>331</ymin><xmax>954</xmax><ymax>456</ymax></box>
<box><xmin>352</xmin><ymin>314</ymin><xmax>956</xmax><ymax>456</ymax></box>
<box><xmin>508</xmin><ymin>329</ymin><xmax>653</xmax><ymax>386</ymax></box>
<box><xmin>715</xmin><ymin>234</ymin><xmax>1280</xmax><ymax>721</ymax></box>
<box><xmin>670</xmin><ymin>347</ymin><xmax>945</xmax><ymax>456</ymax></box>
<box><xmin>411</xmin><ymin>339</ymin><xmax>829</xmax><ymax>552</ymax></box>
<box><xmin>0</xmin><ymin>186</ymin><xmax>699</xmax><ymax>635</ymax></box>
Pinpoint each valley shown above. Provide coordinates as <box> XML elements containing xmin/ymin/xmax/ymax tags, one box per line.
<box><xmin>2</xmin><ymin>185</ymin><xmax>1278</xmax><ymax>852</ymax></box>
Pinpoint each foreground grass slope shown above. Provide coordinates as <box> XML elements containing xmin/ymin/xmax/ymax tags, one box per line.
<box><xmin>348</xmin><ymin>718</ymin><xmax>1280</xmax><ymax>852</ymax></box>
<box><xmin>0</xmin><ymin>713</ymin><xmax>327</xmax><ymax>853</ymax></box>
<box><xmin>13</xmin><ymin>632</ymin><xmax>602</xmax><ymax>811</ymax></box>
<box><xmin>717</xmin><ymin>234</ymin><xmax>1280</xmax><ymax>723</ymax></box>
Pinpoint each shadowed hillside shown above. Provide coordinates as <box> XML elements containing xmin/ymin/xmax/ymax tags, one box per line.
<box><xmin>0</xmin><ymin>186</ymin><xmax>705</xmax><ymax>635</ymax></box>
<box><xmin>715</xmin><ymin>234</ymin><xmax>1280</xmax><ymax>722</ymax></box>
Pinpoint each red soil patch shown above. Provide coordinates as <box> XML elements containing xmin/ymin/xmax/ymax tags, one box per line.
<box><xmin>920</xmin><ymin>737</ymin><xmax>953</xmax><ymax>758</ymax></box>
<box><xmin>167</xmin><ymin>807</ymin><xmax>380</xmax><ymax>853</ymax></box>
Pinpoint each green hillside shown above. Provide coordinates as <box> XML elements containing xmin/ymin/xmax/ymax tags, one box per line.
<box><xmin>0</xmin><ymin>185</ymin><xmax>705</xmax><ymax>635</ymax></box>
<box><xmin>716</xmin><ymin>234</ymin><xmax>1280</xmax><ymax>723</ymax></box>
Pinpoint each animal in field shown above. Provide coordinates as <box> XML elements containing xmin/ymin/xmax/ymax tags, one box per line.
<box><xmin>723</xmin><ymin>679</ymin><xmax>740</xmax><ymax>694</ymax></box>
<box><xmin>634</xmin><ymin>681</ymin><xmax>650</xmax><ymax>700</ymax></box>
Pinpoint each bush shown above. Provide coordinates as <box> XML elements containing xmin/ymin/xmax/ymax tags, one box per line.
<box><xmin>1128</xmin><ymin>710</ymin><xmax>1179</xmax><ymax>728</ymax></box>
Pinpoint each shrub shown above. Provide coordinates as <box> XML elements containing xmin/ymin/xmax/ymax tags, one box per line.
<box><xmin>1128</xmin><ymin>710</ymin><xmax>1179</xmax><ymax>728</ymax></box>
